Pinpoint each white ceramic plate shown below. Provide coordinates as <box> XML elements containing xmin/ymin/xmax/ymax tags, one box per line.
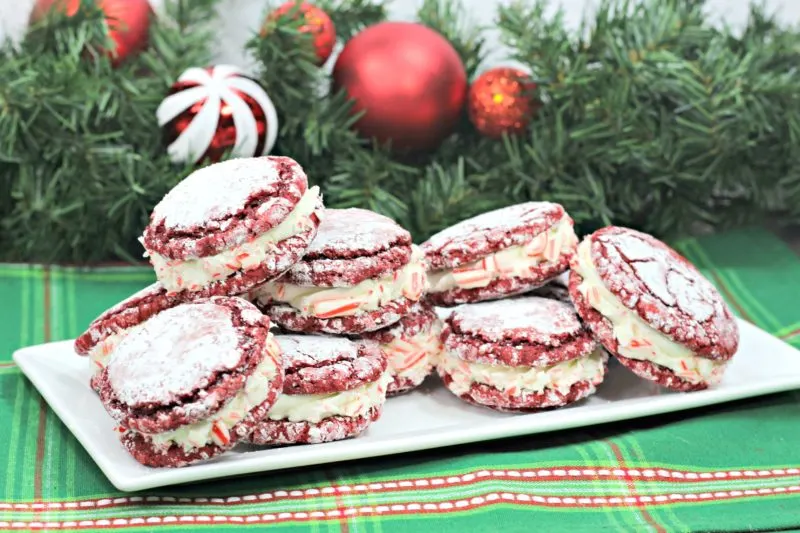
<box><xmin>14</xmin><ymin>318</ymin><xmax>800</xmax><ymax>492</ymax></box>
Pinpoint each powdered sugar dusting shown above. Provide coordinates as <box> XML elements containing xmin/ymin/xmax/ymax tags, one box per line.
<box><xmin>452</xmin><ymin>296</ymin><xmax>582</xmax><ymax>341</ymax></box>
<box><xmin>277</xmin><ymin>334</ymin><xmax>360</xmax><ymax>367</ymax></box>
<box><xmin>669</xmin><ymin>270</ymin><xmax>714</xmax><ymax>321</ymax></box>
<box><xmin>108</xmin><ymin>303</ymin><xmax>241</xmax><ymax>406</ymax></box>
<box><xmin>632</xmin><ymin>261</ymin><xmax>674</xmax><ymax>305</ymax></box>
<box><xmin>305</xmin><ymin>208</ymin><xmax>409</xmax><ymax>255</ymax></box>
<box><xmin>152</xmin><ymin>158</ymin><xmax>281</xmax><ymax>229</ymax></box>
<box><xmin>605</xmin><ymin>231</ymin><xmax>716</xmax><ymax>322</ymax></box>
<box><xmin>424</xmin><ymin>202</ymin><xmax>559</xmax><ymax>251</ymax></box>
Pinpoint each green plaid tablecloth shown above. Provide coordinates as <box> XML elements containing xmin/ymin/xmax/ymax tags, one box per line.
<box><xmin>2</xmin><ymin>228</ymin><xmax>800</xmax><ymax>532</ymax></box>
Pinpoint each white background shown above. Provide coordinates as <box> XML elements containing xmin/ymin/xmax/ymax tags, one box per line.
<box><xmin>2</xmin><ymin>0</ymin><xmax>799</xmax><ymax>69</ymax></box>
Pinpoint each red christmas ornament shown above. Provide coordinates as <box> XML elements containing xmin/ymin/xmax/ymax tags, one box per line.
<box><xmin>157</xmin><ymin>65</ymin><xmax>279</xmax><ymax>165</ymax></box>
<box><xmin>30</xmin><ymin>0</ymin><xmax>151</xmax><ymax>66</ymax></box>
<box><xmin>467</xmin><ymin>67</ymin><xmax>539</xmax><ymax>138</ymax></box>
<box><xmin>265</xmin><ymin>1</ymin><xmax>336</xmax><ymax>66</ymax></box>
<box><xmin>332</xmin><ymin>22</ymin><xmax>467</xmax><ymax>152</ymax></box>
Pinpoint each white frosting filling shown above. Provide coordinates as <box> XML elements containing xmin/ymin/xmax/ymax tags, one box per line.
<box><xmin>150</xmin><ymin>186</ymin><xmax>321</xmax><ymax>293</ymax></box>
<box><xmin>255</xmin><ymin>246</ymin><xmax>427</xmax><ymax>319</ymax></box>
<box><xmin>146</xmin><ymin>336</ymin><xmax>280</xmax><ymax>451</ymax></box>
<box><xmin>428</xmin><ymin>218</ymin><xmax>577</xmax><ymax>293</ymax></box>
<box><xmin>88</xmin><ymin>331</ymin><xmax>127</xmax><ymax>377</ymax></box>
<box><xmin>440</xmin><ymin>348</ymin><xmax>607</xmax><ymax>396</ymax></box>
<box><xmin>381</xmin><ymin>323</ymin><xmax>442</xmax><ymax>384</ymax></box>
<box><xmin>573</xmin><ymin>239</ymin><xmax>727</xmax><ymax>385</ymax></box>
<box><xmin>267</xmin><ymin>374</ymin><xmax>390</xmax><ymax>423</ymax></box>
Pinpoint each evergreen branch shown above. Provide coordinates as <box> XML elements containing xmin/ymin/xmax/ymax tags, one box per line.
<box><xmin>320</xmin><ymin>0</ymin><xmax>386</xmax><ymax>40</ymax></box>
<box><xmin>417</xmin><ymin>0</ymin><xmax>486</xmax><ymax>78</ymax></box>
<box><xmin>0</xmin><ymin>0</ymin><xmax>221</xmax><ymax>262</ymax></box>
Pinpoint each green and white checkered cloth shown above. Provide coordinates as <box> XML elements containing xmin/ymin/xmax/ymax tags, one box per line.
<box><xmin>1</xmin><ymin>228</ymin><xmax>799</xmax><ymax>532</ymax></box>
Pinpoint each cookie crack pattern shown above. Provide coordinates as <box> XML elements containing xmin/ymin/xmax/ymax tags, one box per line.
<box><xmin>609</xmin><ymin>239</ymin><xmax>716</xmax><ymax>326</ymax></box>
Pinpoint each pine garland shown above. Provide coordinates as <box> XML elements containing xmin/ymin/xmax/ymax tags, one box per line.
<box><xmin>0</xmin><ymin>0</ymin><xmax>218</xmax><ymax>262</ymax></box>
<box><xmin>2</xmin><ymin>0</ymin><xmax>799</xmax><ymax>263</ymax></box>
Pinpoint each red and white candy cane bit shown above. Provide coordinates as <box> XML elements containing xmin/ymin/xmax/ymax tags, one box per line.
<box><xmin>276</xmin><ymin>284</ymin><xmax>286</xmax><ymax>300</ymax></box>
<box><xmin>312</xmin><ymin>296</ymin><xmax>363</xmax><ymax>318</ymax></box>
<box><xmin>451</xmin><ymin>266</ymin><xmax>493</xmax><ymax>288</ymax></box>
<box><xmin>525</xmin><ymin>231</ymin><xmax>549</xmax><ymax>257</ymax></box>
<box><xmin>587</xmin><ymin>286</ymin><xmax>601</xmax><ymax>306</ymax></box>
<box><xmin>211</xmin><ymin>421</ymin><xmax>231</xmax><ymax>446</ymax></box>
<box><xmin>452</xmin><ymin>260</ymin><xmax>486</xmax><ymax>275</ymax></box>
<box><xmin>390</xmin><ymin>337</ymin><xmax>417</xmax><ymax>354</ymax></box>
<box><xmin>265</xmin><ymin>336</ymin><xmax>281</xmax><ymax>358</ymax></box>
<box><xmin>395</xmin><ymin>351</ymin><xmax>426</xmax><ymax>372</ymax></box>
<box><xmin>402</xmin><ymin>271</ymin><xmax>425</xmax><ymax>300</ymax></box>
<box><xmin>543</xmin><ymin>233</ymin><xmax>560</xmax><ymax>263</ymax></box>
<box><xmin>676</xmin><ymin>361</ymin><xmax>700</xmax><ymax>381</ymax></box>
<box><xmin>628</xmin><ymin>338</ymin><xmax>653</xmax><ymax>349</ymax></box>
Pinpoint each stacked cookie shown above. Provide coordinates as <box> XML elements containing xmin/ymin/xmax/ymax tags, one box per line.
<box><xmin>250</xmin><ymin>207</ymin><xmax>442</xmax><ymax>397</ymax></box>
<box><xmin>423</xmin><ymin>203</ymin><xmax>740</xmax><ymax>412</ymax></box>
<box><xmin>95</xmin><ymin>297</ymin><xmax>283</xmax><ymax>467</ymax></box>
<box><xmin>74</xmin><ymin>156</ymin><xmax>439</xmax><ymax>466</ymax></box>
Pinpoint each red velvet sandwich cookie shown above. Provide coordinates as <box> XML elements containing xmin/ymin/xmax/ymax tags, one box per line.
<box><xmin>569</xmin><ymin>226</ymin><xmax>739</xmax><ymax>391</ymax></box>
<box><xmin>422</xmin><ymin>202</ymin><xmax>578</xmax><ymax>306</ymax></box>
<box><xmin>359</xmin><ymin>301</ymin><xmax>442</xmax><ymax>395</ymax></box>
<box><xmin>141</xmin><ymin>156</ymin><xmax>323</xmax><ymax>297</ymax></box>
<box><xmin>438</xmin><ymin>296</ymin><xmax>607</xmax><ymax>412</ymax></box>
<box><xmin>96</xmin><ymin>297</ymin><xmax>283</xmax><ymax>467</ymax></box>
<box><xmin>248</xmin><ymin>335</ymin><xmax>388</xmax><ymax>445</ymax></box>
<box><xmin>251</xmin><ymin>208</ymin><xmax>426</xmax><ymax>334</ymax></box>
<box><xmin>74</xmin><ymin>282</ymin><xmax>187</xmax><ymax>391</ymax></box>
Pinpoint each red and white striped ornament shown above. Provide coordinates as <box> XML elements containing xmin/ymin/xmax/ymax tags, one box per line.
<box><xmin>157</xmin><ymin>65</ymin><xmax>279</xmax><ymax>164</ymax></box>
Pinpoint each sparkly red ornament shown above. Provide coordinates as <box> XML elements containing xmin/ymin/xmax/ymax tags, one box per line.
<box><xmin>30</xmin><ymin>0</ymin><xmax>151</xmax><ymax>66</ymax></box>
<box><xmin>264</xmin><ymin>1</ymin><xmax>336</xmax><ymax>66</ymax></box>
<box><xmin>332</xmin><ymin>22</ymin><xmax>467</xmax><ymax>152</ymax></box>
<box><xmin>468</xmin><ymin>67</ymin><xmax>539</xmax><ymax>138</ymax></box>
<box><xmin>156</xmin><ymin>65</ymin><xmax>279</xmax><ymax>165</ymax></box>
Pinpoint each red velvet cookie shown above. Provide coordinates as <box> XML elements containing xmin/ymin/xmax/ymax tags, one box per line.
<box><xmin>568</xmin><ymin>226</ymin><xmax>739</xmax><ymax>391</ymax></box>
<box><xmin>437</xmin><ymin>296</ymin><xmax>607</xmax><ymax>412</ymax></box>
<box><xmin>96</xmin><ymin>297</ymin><xmax>283</xmax><ymax>467</ymax></box>
<box><xmin>358</xmin><ymin>301</ymin><xmax>442</xmax><ymax>395</ymax></box>
<box><xmin>141</xmin><ymin>156</ymin><xmax>323</xmax><ymax>297</ymax></box>
<box><xmin>74</xmin><ymin>282</ymin><xmax>187</xmax><ymax>391</ymax></box>
<box><xmin>248</xmin><ymin>334</ymin><xmax>388</xmax><ymax>445</ymax></box>
<box><xmin>251</xmin><ymin>208</ymin><xmax>427</xmax><ymax>334</ymax></box>
<box><xmin>422</xmin><ymin>202</ymin><xmax>578</xmax><ymax>306</ymax></box>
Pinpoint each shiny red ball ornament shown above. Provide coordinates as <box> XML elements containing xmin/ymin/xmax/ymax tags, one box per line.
<box><xmin>467</xmin><ymin>67</ymin><xmax>540</xmax><ymax>138</ymax></box>
<box><xmin>30</xmin><ymin>0</ymin><xmax>151</xmax><ymax>66</ymax></box>
<box><xmin>265</xmin><ymin>1</ymin><xmax>336</xmax><ymax>65</ymax></box>
<box><xmin>332</xmin><ymin>22</ymin><xmax>467</xmax><ymax>152</ymax></box>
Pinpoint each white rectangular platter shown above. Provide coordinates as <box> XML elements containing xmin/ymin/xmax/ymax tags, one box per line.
<box><xmin>14</xmin><ymin>318</ymin><xmax>800</xmax><ymax>492</ymax></box>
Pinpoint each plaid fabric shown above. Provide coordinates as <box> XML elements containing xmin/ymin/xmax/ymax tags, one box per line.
<box><xmin>1</xmin><ymin>228</ymin><xmax>799</xmax><ymax>532</ymax></box>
